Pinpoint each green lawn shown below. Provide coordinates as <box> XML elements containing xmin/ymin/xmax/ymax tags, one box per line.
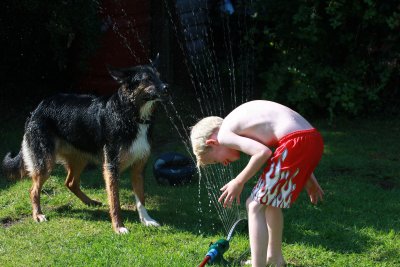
<box><xmin>0</xmin><ymin>116</ymin><xmax>399</xmax><ymax>266</ymax></box>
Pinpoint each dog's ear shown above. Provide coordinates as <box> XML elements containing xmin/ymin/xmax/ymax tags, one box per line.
<box><xmin>107</xmin><ymin>65</ymin><xmax>131</xmax><ymax>84</ymax></box>
<box><xmin>150</xmin><ymin>53</ymin><xmax>160</xmax><ymax>68</ymax></box>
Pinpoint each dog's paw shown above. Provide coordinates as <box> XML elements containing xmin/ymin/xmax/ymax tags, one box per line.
<box><xmin>87</xmin><ymin>200</ymin><xmax>103</xmax><ymax>207</ymax></box>
<box><xmin>34</xmin><ymin>214</ymin><xmax>47</xmax><ymax>222</ymax></box>
<box><xmin>117</xmin><ymin>227</ymin><xmax>129</xmax><ymax>234</ymax></box>
<box><xmin>141</xmin><ymin>218</ymin><xmax>160</xmax><ymax>227</ymax></box>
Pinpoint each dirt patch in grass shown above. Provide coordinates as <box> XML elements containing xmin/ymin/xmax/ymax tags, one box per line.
<box><xmin>376</xmin><ymin>176</ymin><xmax>398</xmax><ymax>190</ymax></box>
<box><xmin>1</xmin><ymin>216</ymin><xmax>23</xmax><ymax>228</ymax></box>
<box><xmin>331</xmin><ymin>167</ymin><xmax>354</xmax><ymax>176</ymax></box>
<box><xmin>365</xmin><ymin>174</ymin><xmax>399</xmax><ymax>190</ymax></box>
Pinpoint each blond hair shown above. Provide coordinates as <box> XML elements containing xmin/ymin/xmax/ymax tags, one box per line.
<box><xmin>190</xmin><ymin>116</ymin><xmax>223</xmax><ymax>167</ymax></box>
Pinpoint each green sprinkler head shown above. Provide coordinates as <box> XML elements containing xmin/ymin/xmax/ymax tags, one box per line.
<box><xmin>205</xmin><ymin>238</ymin><xmax>230</xmax><ymax>265</ymax></box>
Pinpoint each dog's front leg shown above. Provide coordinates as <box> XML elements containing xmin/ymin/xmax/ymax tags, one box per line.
<box><xmin>132</xmin><ymin>158</ymin><xmax>160</xmax><ymax>227</ymax></box>
<box><xmin>103</xmin><ymin>148</ymin><xmax>128</xmax><ymax>234</ymax></box>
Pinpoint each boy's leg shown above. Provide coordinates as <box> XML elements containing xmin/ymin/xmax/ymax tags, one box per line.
<box><xmin>246</xmin><ymin>197</ymin><xmax>268</xmax><ymax>267</ymax></box>
<box><xmin>265</xmin><ymin>206</ymin><xmax>285</xmax><ymax>266</ymax></box>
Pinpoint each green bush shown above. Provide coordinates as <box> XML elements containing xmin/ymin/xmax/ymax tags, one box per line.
<box><xmin>251</xmin><ymin>0</ymin><xmax>400</xmax><ymax>119</ymax></box>
<box><xmin>1</xmin><ymin>0</ymin><xmax>101</xmax><ymax>88</ymax></box>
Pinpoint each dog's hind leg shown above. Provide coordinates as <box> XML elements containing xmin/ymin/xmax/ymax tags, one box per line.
<box><xmin>131</xmin><ymin>158</ymin><xmax>160</xmax><ymax>227</ymax></box>
<box><xmin>64</xmin><ymin>159</ymin><xmax>102</xmax><ymax>206</ymax></box>
<box><xmin>22</xmin><ymin>123</ymin><xmax>55</xmax><ymax>223</ymax></box>
<box><xmin>30</xmin><ymin>172</ymin><xmax>49</xmax><ymax>222</ymax></box>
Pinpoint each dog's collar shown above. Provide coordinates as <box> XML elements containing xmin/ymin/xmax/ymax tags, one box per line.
<box><xmin>135</xmin><ymin>118</ymin><xmax>152</xmax><ymax>124</ymax></box>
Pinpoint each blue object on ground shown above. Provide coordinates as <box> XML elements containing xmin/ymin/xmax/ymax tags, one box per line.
<box><xmin>153</xmin><ymin>152</ymin><xmax>196</xmax><ymax>186</ymax></box>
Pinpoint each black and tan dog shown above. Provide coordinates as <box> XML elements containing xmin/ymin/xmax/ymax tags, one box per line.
<box><xmin>2</xmin><ymin>57</ymin><xmax>168</xmax><ymax>233</ymax></box>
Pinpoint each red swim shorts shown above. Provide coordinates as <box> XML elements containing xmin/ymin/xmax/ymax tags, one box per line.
<box><xmin>251</xmin><ymin>128</ymin><xmax>323</xmax><ymax>208</ymax></box>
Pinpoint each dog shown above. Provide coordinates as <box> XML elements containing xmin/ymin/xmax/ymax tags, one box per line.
<box><xmin>2</xmin><ymin>56</ymin><xmax>168</xmax><ymax>233</ymax></box>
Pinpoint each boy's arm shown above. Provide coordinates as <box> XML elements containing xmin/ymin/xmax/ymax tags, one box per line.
<box><xmin>304</xmin><ymin>173</ymin><xmax>324</xmax><ymax>204</ymax></box>
<box><xmin>218</xmin><ymin>131</ymin><xmax>272</xmax><ymax>207</ymax></box>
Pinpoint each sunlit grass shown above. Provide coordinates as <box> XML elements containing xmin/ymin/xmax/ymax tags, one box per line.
<box><xmin>0</xmin><ymin>117</ymin><xmax>399</xmax><ymax>266</ymax></box>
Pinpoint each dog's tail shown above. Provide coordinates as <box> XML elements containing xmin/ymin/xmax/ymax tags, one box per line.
<box><xmin>2</xmin><ymin>151</ymin><xmax>27</xmax><ymax>180</ymax></box>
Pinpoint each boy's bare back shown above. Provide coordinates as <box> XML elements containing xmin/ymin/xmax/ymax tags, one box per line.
<box><xmin>219</xmin><ymin>100</ymin><xmax>313</xmax><ymax>148</ymax></box>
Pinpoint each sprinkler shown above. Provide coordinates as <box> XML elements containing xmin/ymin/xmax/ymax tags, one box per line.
<box><xmin>198</xmin><ymin>219</ymin><xmax>246</xmax><ymax>266</ymax></box>
<box><xmin>199</xmin><ymin>239</ymin><xmax>230</xmax><ymax>266</ymax></box>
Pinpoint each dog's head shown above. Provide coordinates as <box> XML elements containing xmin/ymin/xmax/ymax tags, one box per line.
<box><xmin>108</xmin><ymin>55</ymin><xmax>169</xmax><ymax>106</ymax></box>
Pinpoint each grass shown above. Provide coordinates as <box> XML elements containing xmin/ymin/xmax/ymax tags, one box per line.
<box><xmin>0</xmin><ymin>114</ymin><xmax>399</xmax><ymax>266</ymax></box>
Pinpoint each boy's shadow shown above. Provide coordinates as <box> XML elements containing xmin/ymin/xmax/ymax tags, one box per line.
<box><xmin>284</xmin><ymin>199</ymin><xmax>400</xmax><ymax>259</ymax></box>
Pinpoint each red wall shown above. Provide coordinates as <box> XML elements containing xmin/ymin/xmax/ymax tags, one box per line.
<box><xmin>79</xmin><ymin>0</ymin><xmax>151</xmax><ymax>95</ymax></box>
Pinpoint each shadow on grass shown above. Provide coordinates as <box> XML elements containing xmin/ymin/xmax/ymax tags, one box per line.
<box><xmin>52</xmin><ymin>204</ymin><xmax>111</xmax><ymax>222</ymax></box>
<box><xmin>282</xmin><ymin>118</ymin><xmax>400</xmax><ymax>260</ymax></box>
<box><xmin>49</xmin><ymin>199</ymin><xmax>224</xmax><ymax>238</ymax></box>
<box><xmin>283</xmin><ymin>181</ymin><xmax>400</xmax><ymax>260</ymax></box>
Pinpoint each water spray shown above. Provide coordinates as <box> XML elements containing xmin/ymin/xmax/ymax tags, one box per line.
<box><xmin>198</xmin><ymin>218</ymin><xmax>246</xmax><ymax>266</ymax></box>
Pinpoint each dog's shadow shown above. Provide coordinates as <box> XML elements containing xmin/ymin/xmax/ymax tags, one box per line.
<box><xmin>51</xmin><ymin>196</ymin><xmax>224</xmax><ymax>236</ymax></box>
<box><xmin>53</xmin><ymin>203</ymin><xmax>107</xmax><ymax>221</ymax></box>
<box><xmin>53</xmin><ymin>203</ymin><xmax>142</xmax><ymax>224</ymax></box>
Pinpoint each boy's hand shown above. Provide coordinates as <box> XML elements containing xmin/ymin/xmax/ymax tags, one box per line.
<box><xmin>218</xmin><ymin>179</ymin><xmax>244</xmax><ymax>208</ymax></box>
<box><xmin>305</xmin><ymin>174</ymin><xmax>324</xmax><ymax>205</ymax></box>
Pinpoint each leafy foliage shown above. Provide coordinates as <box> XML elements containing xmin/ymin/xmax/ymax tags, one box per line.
<box><xmin>251</xmin><ymin>0</ymin><xmax>400</xmax><ymax>119</ymax></box>
<box><xmin>1</xmin><ymin>0</ymin><xmax>101</xmax><ymax>87</ymax></box>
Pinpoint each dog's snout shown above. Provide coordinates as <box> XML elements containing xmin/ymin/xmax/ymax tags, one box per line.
<box><xmin>156</xmin><ymin>83</ymin><xmax>169</xmax><ymax>100</ymax></box>
<box><xmin>160</xmin><ymin>83</ymin><xmax>169</xmax><ymax>95</ymax></box>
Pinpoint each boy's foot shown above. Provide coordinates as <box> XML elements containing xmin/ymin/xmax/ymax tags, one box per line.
<box><xmin>241</xmin><ymin>258</ymin><xmax>286</xmax><ymax>266</ymax></box>
<box><xmin>266</xmin><ymin>256</ymin><xmax>286</xmax><ymax>267</ymax></box>
<box><xmin>241</xmin><ymin>259</ymin><xmax>251</xmax><ymax>266</ymax></box>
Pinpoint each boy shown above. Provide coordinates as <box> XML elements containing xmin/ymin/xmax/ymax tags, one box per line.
<box><xmin>190</xmin><ymin>100</ymin><xmax>324</xmax><ymax>267</ymax></box>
